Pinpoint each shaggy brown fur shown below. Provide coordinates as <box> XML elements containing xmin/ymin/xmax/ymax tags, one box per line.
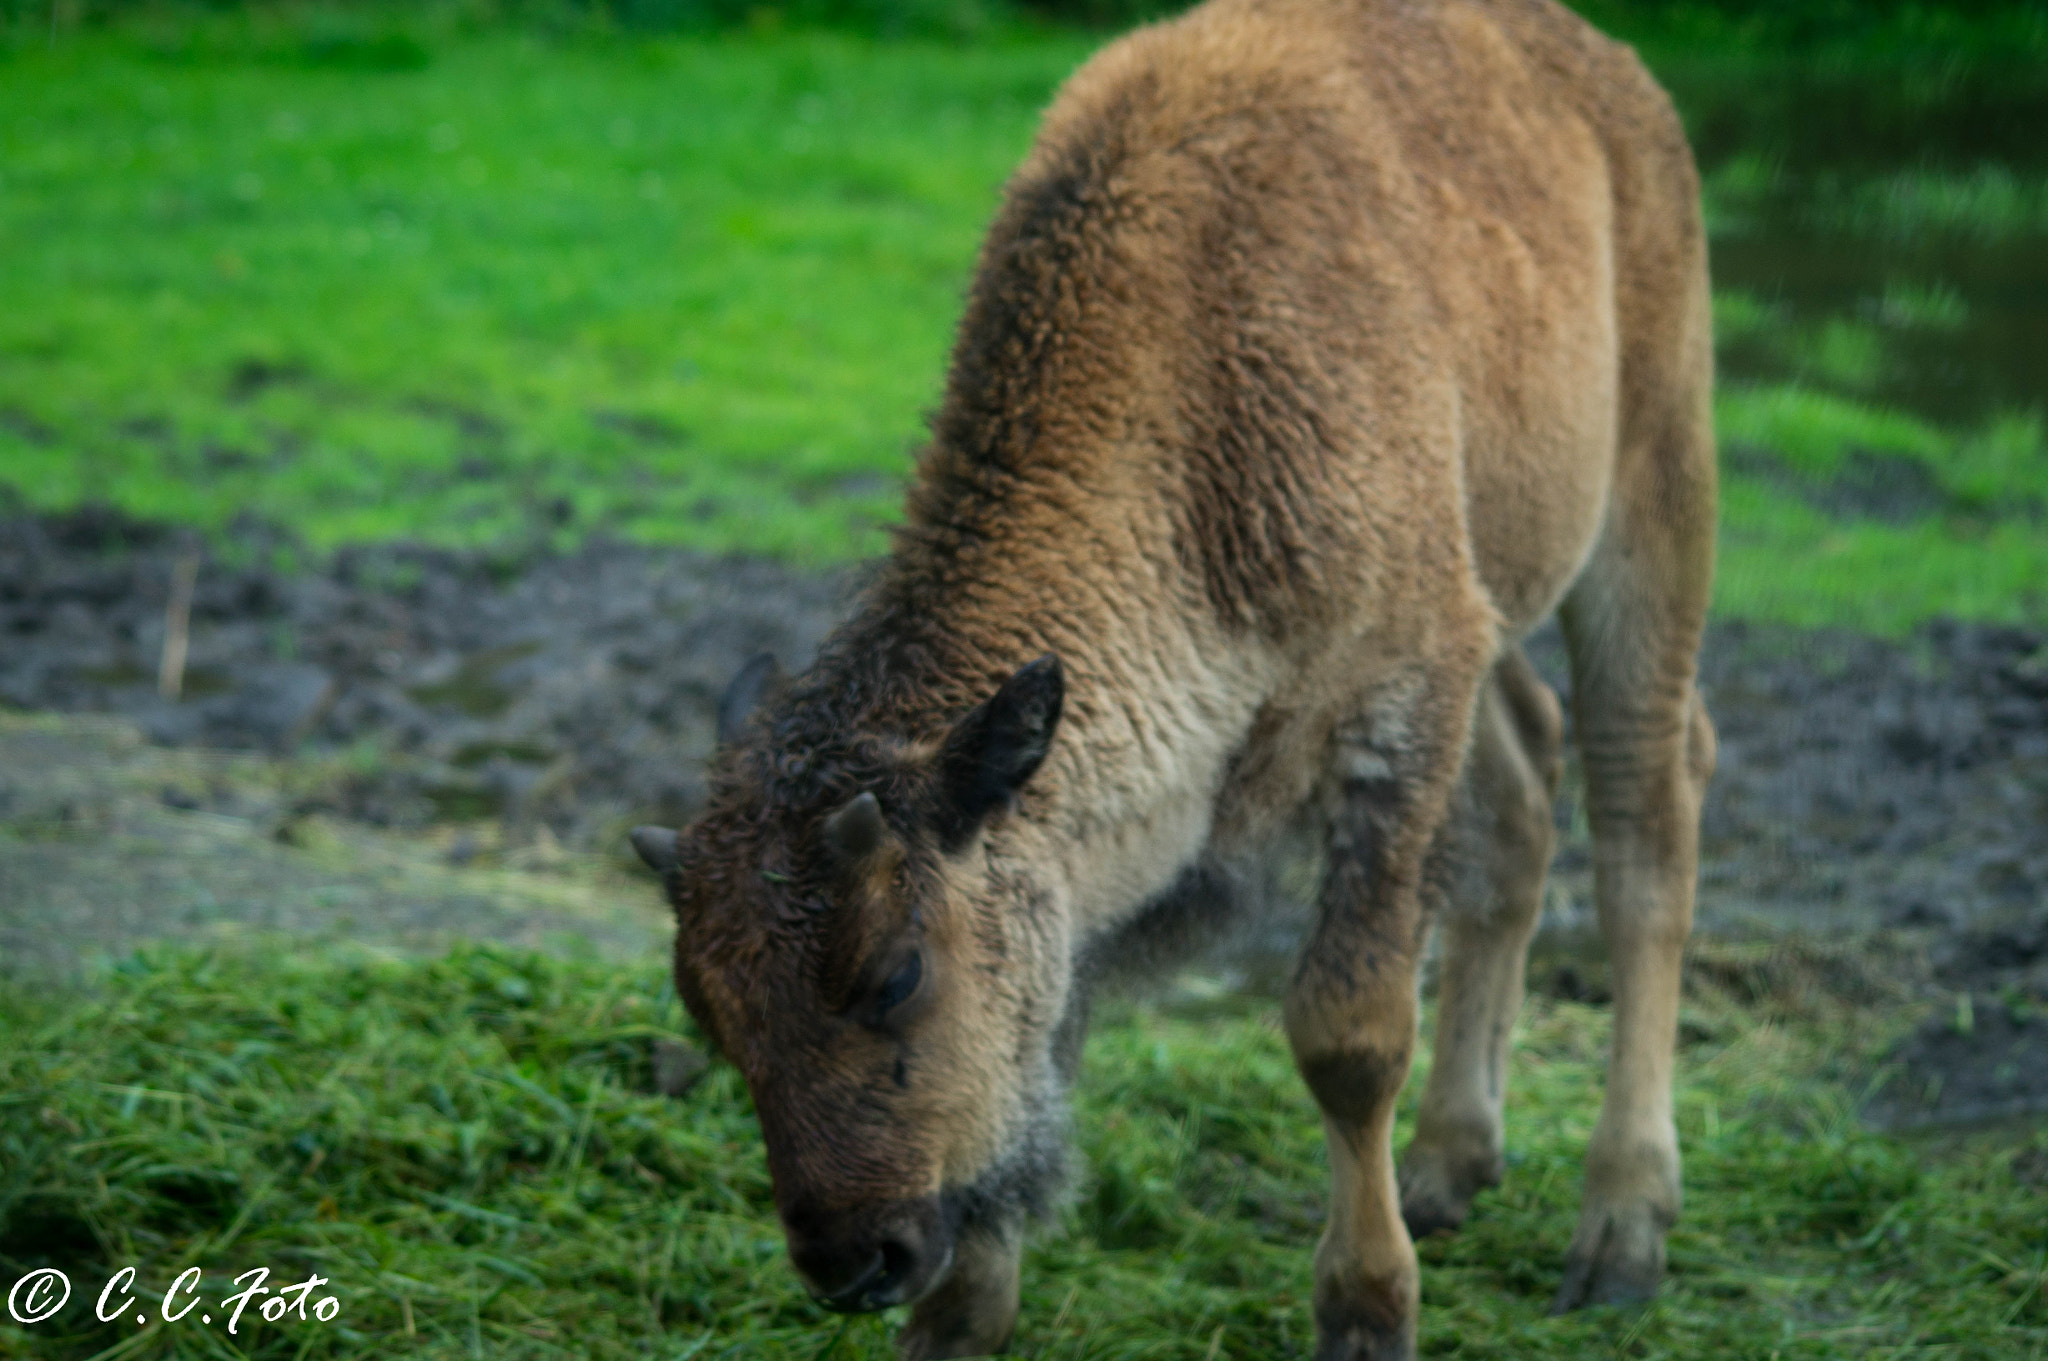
<box><xmin>650</xmin><ymin>0</ymin><xmax>1717</xmax><ymax>1354</ymax></box>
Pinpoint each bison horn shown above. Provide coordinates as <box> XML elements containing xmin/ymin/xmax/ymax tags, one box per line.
<box><xmin>823</xmin><ymin>791</ymin><xmax>886</xmax><ymax>864</ymax></box>
<box><xmin>630</xmin><ymin>825</ymin><xmax>680</xmax><ymax>874</ymax></box>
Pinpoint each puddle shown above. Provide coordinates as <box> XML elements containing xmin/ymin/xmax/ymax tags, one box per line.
<box><xmin>1675</xmin><ymin>72</ymin><xmax>2048</xmax><ymax>435</ymax></box>
<box><xmin>1711</xmin><ymin>229</ymin><xmax>2048</xmax><ymax>429</ymax></box>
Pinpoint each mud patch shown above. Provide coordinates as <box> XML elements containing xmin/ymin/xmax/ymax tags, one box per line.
<box><xmin>1866</xmin><ymin>993</ymin><xmax>2048</xmax><ymax>1129</ymax></box>
<box><xmin>1863</xmin><ymin>912</ymin><xmax>2048</xmax><ymax>1129</ymax></box>
<box><xmin>4</xmin><ymin>502</ymin><xmax>2042</xmax><ymax>940</ymax></box>
<box><xmin>1521</xmin><ymin>616</ymin><xmax>2048</xmax><ymax>941</ymax></box>
<box><xmin>0</xmin><ymin>506</ymin><xmax>855</xmax><ymax>852</ymax></box>
<box><xmin>0</xmin><ymin>712</ymin><xmax>664</xmax><ymax>978</ymax></box>
<box><xmin>1722</xmin><ymin>444</ymin><xmax>1967</xmax><ymax>524</ymax></box>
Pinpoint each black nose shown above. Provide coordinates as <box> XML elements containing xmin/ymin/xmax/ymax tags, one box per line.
<box><xmin>800</xmin><ymin>1239</ymin><xmax>912</xmax><ymax>1313</ymax></box>
<box><xmin>784</xmin><ymin>1196</ymin><xmax>952</xmax><ymax>1313</ymax></box>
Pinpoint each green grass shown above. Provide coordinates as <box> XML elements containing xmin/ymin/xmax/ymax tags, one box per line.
<box><xmin>2</xmin><ymin>941</ymin><xmax>2045</xmax><ymax>1359</ymax></box>
<box><xmin>1709</xmin><ymin>392</ymin><xmax>2048</xmax><ymax>631</ymax></box>
<box><xmin>1715</xmin><ymin>486</ymin><xmax>2048</xmax><ymax>632</ymax></box>
<box><xmin>1717</xmin><ymin>389</ymin><xmax>2044</xmax><ymax>502</ymax></box>
<box><xmin>0</xmin><ymin>28</ymin><xmax>1087</xmax><ymax>561</ymax></box>
<box><xmin>2</xmin><ymin>20</ymin><xmax>2044</xmax><ymax>629</ymax></box>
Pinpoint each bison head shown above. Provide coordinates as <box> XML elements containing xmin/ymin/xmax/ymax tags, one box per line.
<box><xmin>639</xmin><ymin>654</ymin><xmax>1074</xmax><ymax>1321</ymax></box>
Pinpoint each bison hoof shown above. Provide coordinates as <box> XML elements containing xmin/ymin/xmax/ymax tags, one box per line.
<box><xmin>1313</xmin><ymin>1320</ymin><xmax>1416</xmax><ymax>1361</ymax></box>
<box><xmin>1397</xmin><ymin>1143</ymin><xmax>1502</xmax><ymax>1240</ymax></box>
<box><xmin>1313</xmin><ymin>1295</ymin><xmax>1416</xmax><ymax>1361</ymax></box>
<box><xmin>1398</xmin><ymin>1185</ymin><xmax>1469</xmax><ymax>1241</ymax></box>
<box><xmin>1550</xmin><ymin>1206</ymin><xmax>1667</xmax><ymax>1313</ymax></box>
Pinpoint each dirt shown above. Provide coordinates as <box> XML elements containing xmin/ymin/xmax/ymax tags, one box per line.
<box><xmin>1866</xmin><ymin>991</ymin><xmax>2048</xmax><ymax>1130</ymax></box>
<box><xmin>3</xmin><ymin>504</ymin><xmax>2045</xmax><ymax>1127</ymax></box>
<box><xmin>0</xmin><ymin>505</ymin><xmax>853</xmax><ymax>848</ymax></box>
<box><xmin>0</xmin><ymin>712</ymin><xmax>668</xmax><ymax>980</ymax></box>
<box><xmin>1607</xmin><ymin>617</ymin><xmax>2048</xmax><ymax>939</ymax></box>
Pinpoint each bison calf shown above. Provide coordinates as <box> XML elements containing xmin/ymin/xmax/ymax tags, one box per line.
<box><xmin>638</xmin><ymin>0</ymin><xmax>1716</xmax><ymax>1353</ymax></box>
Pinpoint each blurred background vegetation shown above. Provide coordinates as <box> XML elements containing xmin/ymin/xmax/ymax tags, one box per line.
<box><xmin>5</xmin><ymin>0</ymin><xmax>2048</xmax><ymax>46</ymax></box>
<box><xmin>3</xmin><ymin>0</ymin><xmax>2046</xmax><ymax>628</ymax></box>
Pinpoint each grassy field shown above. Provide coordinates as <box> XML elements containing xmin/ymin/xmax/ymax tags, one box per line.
<box><xmin>1</xmin><ymin>15</ymin><xmax>2044</xmax><ymax>630</ymax></box>
<box><xmin>0</xmin><ymin>26</ymin><xmax>1089</xmax><ymax>561</ymax></box>
<box><xmin>2</xmin><ymin>940</ymin><xmax>2044</xmax><ymax>1361</ymax></box>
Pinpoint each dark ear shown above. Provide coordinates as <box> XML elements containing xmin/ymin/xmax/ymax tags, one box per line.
<box><xmin>630</xmin><ymin>825</ymin><xmax>680</xmax><ymax>875</ymax></box>
<box><xmin>717</xmin><ymin>651</ymin><xmax>783</xmax><ymax>746</ymax></box>
<box><xmin>935</xmin><ymin>654</ymin><xmax>1063</xmax><ymax>849</ymax></box>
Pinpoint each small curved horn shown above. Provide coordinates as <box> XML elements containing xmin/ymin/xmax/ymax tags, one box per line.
<box><xmin>822</xmin><ymin>792</ymin><xmax>885</xmax><ymax>864</ymax></box>
<box><xmin>630</xmin><ymin>825</ymin><xmax>680</xmax><ymax>874</ymax></box>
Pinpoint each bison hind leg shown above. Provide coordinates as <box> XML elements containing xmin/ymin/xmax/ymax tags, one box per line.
<box><xmin>1398</xmin><ymin>647</ymin><xmax>1562</xmax><ymax>1238</ymax></box>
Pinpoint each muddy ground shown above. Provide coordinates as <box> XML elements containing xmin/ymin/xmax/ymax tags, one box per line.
<box><xmin>3</xmin><ymin>505</ymin><xmax>2045</xmax><ymax>1128</ymax></box>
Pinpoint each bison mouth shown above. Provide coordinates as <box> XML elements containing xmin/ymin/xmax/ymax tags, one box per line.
<box><xmin>790</xmin><ymin>1091</ymin><xmax>1073</xmax><ymax>1315</ymax></box>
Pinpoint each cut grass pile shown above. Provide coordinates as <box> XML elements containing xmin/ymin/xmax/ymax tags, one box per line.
<box><xmin>1</xmin><ymin>21</ymin><xmax>2043</xmax><ymax>631</ymax></box>
<box><xmin>3</xmin><ymin>941</ymin><xmax>2045</xmax><ymax>1359</ymax></box>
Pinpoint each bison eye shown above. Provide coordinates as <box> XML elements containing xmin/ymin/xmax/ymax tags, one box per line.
<box><xmin>872</xmin><ymin>950</ymin><xmax>924</xmax><ymax>1021</ymax></box>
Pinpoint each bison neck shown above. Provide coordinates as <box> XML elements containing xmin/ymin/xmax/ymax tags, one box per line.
<box><xmin>846</xmin><ymin>465</ymin><xmax>1281</xmax><ymax>938</ymax></box>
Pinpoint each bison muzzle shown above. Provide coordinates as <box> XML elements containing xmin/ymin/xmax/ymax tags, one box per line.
<box><xmin>639</xmin><ymin>0</ymin><xmax>1719</xmax><ymax>1354</ymax></box>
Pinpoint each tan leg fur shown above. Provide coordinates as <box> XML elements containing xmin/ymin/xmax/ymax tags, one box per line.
<box><xmin>1285</xmin><ymin>625</ymin><xmax>1497</xmax><ymax>1360</ymax></box>
<box><xmin>1400</xmin><ymin>650</ymin><xmax>1564</xmax><ymax>1238</ymax></box>
<box><xmin>1550</xmin><ymin>206</ymin><xmax>1719</xmax><ymax>1307</ymax></box>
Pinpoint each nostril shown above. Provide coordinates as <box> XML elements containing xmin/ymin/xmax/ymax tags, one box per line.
<box><xmin>786</xmin><ymin>1200</ymin><xmax>946</xmax><ymax>1313</ymax></box>
<box><xmin>804</xmin><ymin>1250</ymin><xmax>883</xmax><ymax>1311</ymax></box>
<box><xmin>809</xmin><ymin>1240</ymin><xmax>917</xmax><ymax>1313</ymax></box>
<box><xmin>876</xmin><ymin>1237</ymin><xmax>915</xmax><ymax>1291</ymax></box>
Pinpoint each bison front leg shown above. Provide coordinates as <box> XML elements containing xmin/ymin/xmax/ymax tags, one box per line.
<box><xmin>1286</xmin><ymin>669</ymin><xmax>1486</xmax><ymax>1361</ymax></box>
<box><xmin>896</xmin><ymin>1218</ymin><xmax>1021</xmax><ymax>1361</ymax></box>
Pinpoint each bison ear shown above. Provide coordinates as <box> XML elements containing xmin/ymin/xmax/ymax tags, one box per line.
<box><xmin>935</xmin><ymin>654</ymin><xmax>1063</xmax><ymax>849</ymax></box>
<box><xmin>630</xmin><ymin>825</ymin><xmax>681</xmax><ymax>875</ymax></box>
<box><xmin>717</xmin><ymin>651</ymin><xmax>784</xmax><ymax>746</ymax></box>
